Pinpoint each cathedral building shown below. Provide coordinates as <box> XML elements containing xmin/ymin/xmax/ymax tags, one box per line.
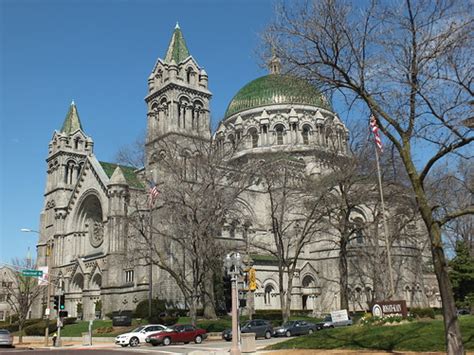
<box><xmin>34</xmin><ymin>25</ymin><xmax>440</xmax><ymax>320</ymax></box>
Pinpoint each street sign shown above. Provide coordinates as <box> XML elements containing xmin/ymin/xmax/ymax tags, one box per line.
<box><xmin>22</xmin><ymin>269</ymin><xmax>43</xmax><ymax>277</ymax></box>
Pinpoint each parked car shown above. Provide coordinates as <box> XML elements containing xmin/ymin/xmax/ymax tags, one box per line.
<box><xmin>115</xmin><ymin>324</ymin><xmax>170</xmax><ymax>347</ymax></box>
<box><xmin>319</xmin><ymin>315</ymin><xmax>353</xmax><ymax>329</ymax></box>
<box><xmin>457</xmin><ymin>308</ymin><xmax>470</xmax><ymax>315</ymax></box>
<box><xmin>273</xmin><ymin>320</ymin><xmax>321</xmax><ymax>337</ymax></box>
<box><xmin>0</xmin><ymin>329</ymin><xmax>13</xmax><ymax>348</ymax></box>
<box><xmin>222</xmin><ymin>319</ymin><xmax>273</xmax><ymax>341</ymax></box>
<box><xmin>146</xmin><ymin>324</ymin><xmax>207</xmax><ymax>346</ymax></box>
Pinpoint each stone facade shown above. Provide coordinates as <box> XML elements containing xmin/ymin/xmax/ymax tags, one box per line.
<box><xmin>33</xmin><ymin>25</ymin><xmax>441</xmax><ymax>320</ymax></box>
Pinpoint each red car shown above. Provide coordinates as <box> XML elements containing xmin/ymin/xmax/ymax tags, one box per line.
<box><xmin>146</xmin><ymin>324</ymin><xmax>207</xmax><ymax>346</ymax></box>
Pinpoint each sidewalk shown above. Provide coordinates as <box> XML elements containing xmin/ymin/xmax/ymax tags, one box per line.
<box><xmin>12</xmin><ymin>338</ymin><xmax>474</xmax><ymax>355</ymax></box>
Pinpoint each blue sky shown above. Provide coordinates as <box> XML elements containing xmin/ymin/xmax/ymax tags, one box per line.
<box><xmin>0</xmin><ymin>0</ymin><xmax>276</xmax><ymax>262</ymax></box>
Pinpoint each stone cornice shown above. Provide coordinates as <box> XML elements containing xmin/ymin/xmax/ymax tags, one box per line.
<box><xmin>145</xmin><ymin>82</ymin><xmax>211</xmax><ymax>103</ymax></box>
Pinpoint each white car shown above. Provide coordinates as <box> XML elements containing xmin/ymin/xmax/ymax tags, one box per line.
<box><xmin>115</xmin><ymin>324</ymin><xmax>170</xmax><ymax>347</ymax></box>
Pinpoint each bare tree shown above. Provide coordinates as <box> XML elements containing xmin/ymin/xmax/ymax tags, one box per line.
<box><xmin>252</xmin><ymin>156</ymin><xmax>330</xmax><ymax>322</ymax></box>
<box><xmin>428</xmin><ymin>159</ymin><xmax>473</xmax><ymax>255</ymax></box>
<box><xmin>2</xmin><ymin>259</ymin><xmax>42</xmax><ymax>343</ymax></box>
<box><xmin>115</xmin><ymin>132</ymin><xmax>146</xmax><ymax>169</ymax></box>
<box><xmin>127</xmin><ymin>136</ymin><xmax>256</xmax><ymax>324</ymax></box>
<box><xmin>265</xmin><ymin>1</ymin><xmax>473</xmax><ymax>352</ymax></box>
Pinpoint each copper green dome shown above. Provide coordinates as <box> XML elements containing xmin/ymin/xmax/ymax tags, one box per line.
<box><xmin>224</xmin><ymin>74</ymin><xmax>330</xmax><ymax>118</ymax></box>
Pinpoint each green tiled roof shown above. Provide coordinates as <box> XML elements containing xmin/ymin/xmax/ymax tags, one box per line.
<box><xmin>61</xmin><ymin>102</ymin><xmax>83</xmax><ymax>134</ymax></box>
<box><xmin>225</xmin><ymin>74</ymin><xmax>331</xmax><ymax>118</ymax></box>
<box><xmin>99</xmin><ymin>162</ymin><xmax>144</xmax><ymax>189</ymax></box>
<box><xmin>164</xmin><ymin>25</ymin><xmax>190</xmax><ymax>64</ymax></box>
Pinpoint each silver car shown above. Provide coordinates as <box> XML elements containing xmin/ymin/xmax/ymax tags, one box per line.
<box><xmin>0</xmin><ymin>329</ymin><xmax>13</xmax><ymax>347</ymax></box>
<box><xmin>321</xmin><ymin>315</ymin><xmax>353</xmax><ymax>328</ymax></box>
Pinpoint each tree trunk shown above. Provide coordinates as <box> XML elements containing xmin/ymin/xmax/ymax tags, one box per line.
<box><xmin>18</xmin><ymin>323</ymin><xmax>23</xmax><ymax>344</ymax></box>
<box><xmin>404</xmin><ymin>154</ymin><xmax>464</xmax><ymax>355</ymax></box>
<box><xmin>339</xmin><ymin>239</ymin><xmax>349</xmax><ymax>310</ymax></box>
<box><xmin>189</xmin><ymin>296</ymin><xmax>198</xmax><ymax>326</ymax></box>
<box><xmin>431</xmin><ymin>222</ymin><xmax>464</xmax><ymax>354</ymax></box>
<box><xmin>284</xmin><ymin>275</ymin><xmax>294</xmax><ymax>322</ymax></box>
<box><xmin>278</xmin><ymin>267</ymin><xmax>288</xmax><ymax>322</ymax></box>
<box><xmin>203</xmin><ymin>272</ymin><xmax>217</xmax><ymax>319</ymax></box>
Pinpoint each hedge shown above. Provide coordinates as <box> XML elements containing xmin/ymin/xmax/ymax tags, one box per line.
<box><xmin>410</xmin><ymin>307</ymin><xmax>435</xmax><ymax>319</ymax></box>
<box><xmin>24</xmin><ymin>321</ymin><xmax>57</xmax><ymax>336</ymax></box>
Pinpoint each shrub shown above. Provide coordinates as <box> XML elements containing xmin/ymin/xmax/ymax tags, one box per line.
<box><xmin>134</xmin><ymin>298</ymin><xmax>167</xmax><ymax>319</ymax></box>
<box><xmin>95</xmin><ymin>326</ymin><xmax>114</xmax><ymax>334</ymax></box>
<box><xmin>196</xmin><ymin>319</ymin><xmax>231</xmax><ymax>332</ymax></box>
<box><xmin>0</xmin><ymin>322</ymin><xmax>19</xmax><ymax>332</ymax></box>
<box><xmin>63</xmin><ymin>317</ymin><xmax>77</xmax><ymax>326</ymax></box>
<box><xmin>254</xmin><ymin>310</ymin><xmax>283</xmax><ymax>320</ymax></box>
<box><xmin>147</xmin><ymin>314</ymin><xmax>179</xmax><ymax>326</ymax></box>
<box><xmin>24</xmin><ymin>321</ymin><xmax>57</xmax><ymax>336</ymax></box>
<box><xmin>410</xmin><ymin>307</ymin><xmax>435</xmax><ymax>319</ymax></box>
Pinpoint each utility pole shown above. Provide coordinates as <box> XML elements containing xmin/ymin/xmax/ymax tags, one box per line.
<box><xmin>45</xmin><ymin>243</ymin><xmax>53</xmax><ymax>346</ymax></box>
<box><xmin>56</xmin><ymin>289</ymin><xmax>62</xmax><ymax>347</ymax></box>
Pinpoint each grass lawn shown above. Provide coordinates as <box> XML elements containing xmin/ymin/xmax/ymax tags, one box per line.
<box><xmin>60</xmin><ymin>319</ymin><xmax>145</xmax><ymax>337</ymax></box>
<box><xmin>266</xmin><ymin>316</ymin><xmax>474</xmax><ymax>352</ymax></box>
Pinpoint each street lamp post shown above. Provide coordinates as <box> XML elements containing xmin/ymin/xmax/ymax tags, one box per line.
<box><xmin>21</xmin><ymin>228</ymin><xmax>52</xmax><ymax>346</ymax></box>
<box><xmin>224</xmin><ymin>252</ymin><xmax>242</xmax><ymax>355</ymax></box>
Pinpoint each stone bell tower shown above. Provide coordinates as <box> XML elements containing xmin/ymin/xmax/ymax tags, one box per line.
<box><xmin>38</xmin><ymin>102</ymin><xmax>93</xmax><ymax>267</ymax></box>
<box><xmin>144</xmin><ymin>23</ymin><xmax>212</xmax><ymax>172</ymax></box>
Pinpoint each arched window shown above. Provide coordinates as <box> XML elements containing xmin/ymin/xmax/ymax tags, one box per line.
<box><xmin>156</xmin><ymin>69</ymin><xmax>163</xmax><ymax>83</ymax></box>
<box><xmin>355</xmin><ymin>287</ymin><xmax>362</xmax><ymax>302</ymax></box>
<box><xmin>248</xmin><ymin>128</ymin><xmax>259</xmax><ymax>148</ymax></box>
<box><xmin>186</xmin><ymin>67</ymin><xmax>193</xmax><ymax>83</ymax></box>
<box><xmin>229</xmin><ymin>221</ymin><xmax>237</xmax><ymax>238</ymax></box>
<box><xmin>275</xmin><ymin>124</ymin><xmax>284</xmax><ymax>145</ymax></box>
<box><xmin>302</xmin><ymin>125</ymin><xmax>311</xmax><ymax>145</ymax></box>
<box><xmin>65</xmin><ymin>160</ymin><xmax>76</xmax><ymax>184</ymax></box>
<box><xmin>302</xmin><ymin>275</ymin><xmax>315</xmax><ymax>288</ymax></box>
<box><xmin>353</xmin><ymin>217</ymin><xmax>365</xmax><ymax>244</ymax></box>
<box><xmin>264</xmin><ymin>284</ymin><xmax>274</xmax><ymax>305</ymax></box>
<box><xmin>228</xmin><ymin>134</ymin><xmax>235</xmax><ymax>149</ymax></box>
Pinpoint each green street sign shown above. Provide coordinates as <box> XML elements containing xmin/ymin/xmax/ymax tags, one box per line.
<box><xmin>22</xmin><ymin>269</ymin><xmax>43</xmax><ymax>277</ymax></box>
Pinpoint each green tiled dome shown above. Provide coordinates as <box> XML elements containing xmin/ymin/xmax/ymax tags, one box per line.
<box><xmin>224</xmin><ymin>74</ymin><xmax>330</xmax><ymax>118</ymax></box>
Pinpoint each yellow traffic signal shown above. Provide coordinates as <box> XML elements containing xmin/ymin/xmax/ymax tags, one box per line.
<box><xmin>249</xmin><ymin>268</ymin><xmax>257</xmax><ymax>291</ymax></box>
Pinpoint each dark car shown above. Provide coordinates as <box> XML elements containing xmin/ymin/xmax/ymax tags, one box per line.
<box><xmin>457</xmin><ymin>309</ymin><xmax>470</xmax><ymax>315</ymax></box>
<box><xmin>222</xmin><ymin>319</ymin><xmax>273</xmax><ymax>341</ymax></box>
<box><xmin>146</xmin><ymin>324</ymin><xmax>207</xmax><ymax>346</ymax></box>
<box><xmin>273</xmin><ymin>320</ymin><xmax>321</xmax><ymax>337</ymax></box>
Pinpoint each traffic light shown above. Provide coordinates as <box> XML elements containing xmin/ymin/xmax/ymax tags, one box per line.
<box><xmin>60</xmin><ymin>295</ymin><xmax>65</xmax><ymax>310</ymax></box>
<box><xmin>223</xmin><ymin>274</ymin><xmax>232</xmax><ymax>313</ymax></box>
<box><xmin>59</xmin><ymin>310</ymin><xmax>68</xmax><ymax>318</ymax></box>
<box><xmin>53</xmin><ymin>296</ymin><xmax>59</xmax><ymax>310</ymax></box>
<box><xmin>248</xmin><ymin>268</ymin><xmax>257</xmax><ymax>291</ymax></box>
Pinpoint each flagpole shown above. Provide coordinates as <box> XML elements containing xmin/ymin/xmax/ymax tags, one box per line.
<box><xmin>374</xmin><ymin>144</ymin><xmax>395</xmax><ymax>298</ymax></box>
<box><xmin>148</xmin><ymin>204</ymin><xmax>153</xmax><ymax>319</ymax></box>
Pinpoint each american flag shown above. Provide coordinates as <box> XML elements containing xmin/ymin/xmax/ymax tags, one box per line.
<box><xmin>369</xmin><ymin>114</ymin><xmax>383</xmax><ymax>153</ymax></box>
<box><xmin>147</xmin><ymin>179</ymin><xmax>160</xmax><ymax>207</ymax></box>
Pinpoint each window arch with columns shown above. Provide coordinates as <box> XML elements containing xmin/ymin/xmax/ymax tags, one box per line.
<box><xmin>264</xmin><ymin>284</ymin><xmax>275</xmax><ymax>305</ymax></box>
<box><xmin>247</xmin><ymin>127</ymin><xmax>259</xmax><ymax>148</ymax></box>
<box><xmin>274</xmin><ymin>124</ymin><xmax>285</xmax><ymax>145</ymax></box>
<box><xmin>302</xmin><ymin>124</ymin><xmax>312</xmax><ymax>145</ymax></box>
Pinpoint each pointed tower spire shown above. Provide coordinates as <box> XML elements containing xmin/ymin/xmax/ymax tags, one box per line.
<box><xmin>109</xmin><ymin>166</ymin><xmax>127</xmax><ymax>185</ymax></box>
<box><xmin>164</xmin><ymin>24</ymin><xmax>190</xmax><ymax>64</ymax></box>
<box><xmin>61</xmin><ymin>101</ymin><xmax>83</xmax><ymax>134</ymax></box>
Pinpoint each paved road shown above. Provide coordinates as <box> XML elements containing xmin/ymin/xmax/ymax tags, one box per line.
<box><xmin>0</xmin><ymin>337</ymin><xmax>288</xmax><ymax>354</ymax></box>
